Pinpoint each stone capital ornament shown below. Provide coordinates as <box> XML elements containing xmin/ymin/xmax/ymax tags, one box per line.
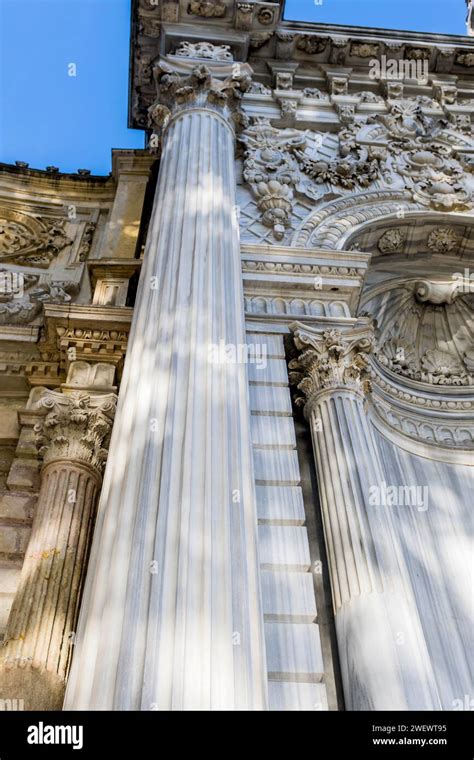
<box><xmin>147</xmin><ymin>61</ymin><xmax>253</xmax><ymax>151</ymax></box>
<box><xmin>289</xmin><ymin>322</ymin><xmax>375</xmax><ymax>410</ymax></box>
<box><xmin>34</xmin><ymin>391</ymin><xmax>116</xmax><ymax>475</ymax></box>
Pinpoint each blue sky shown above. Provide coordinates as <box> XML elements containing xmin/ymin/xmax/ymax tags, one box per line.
<box><xmin>0</xmin><ymin>0</ymin><xmax>144</xmax><ymax>175</ymax></box>
<box><xmin>0</xmin><ymin>0</ymin><xmax>469</xmax><ymax>176</ymax></box>
<box><xmin>284</xmin><ymin>0</ymin><xmax>468</xmax><ymax>35</ymax></box>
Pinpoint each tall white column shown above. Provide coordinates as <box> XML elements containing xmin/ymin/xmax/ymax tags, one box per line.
<box><xmin>289</xmin><ymin>323</ymin><xmax>440</xmax><ymax>710</ymax></box>
<box><xmin>64</xmin><ymin>64</ymin><xmax>268</xmax><ymax>710</ymax></box>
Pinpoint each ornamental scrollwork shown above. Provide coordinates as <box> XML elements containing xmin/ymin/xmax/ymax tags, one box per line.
<box><xmin>240</xmin><ymin>96</ymin><xmax>474</xmax><ymax>235</ymax></box>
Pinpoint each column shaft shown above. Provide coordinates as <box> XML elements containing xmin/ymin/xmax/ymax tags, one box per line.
<box><xmin>308</xmin><ymin>390</ymin><xmax>440</xmax><ymax>709</ymax></box>
<box><xmin>0</xmin><ymin>461</ymin><xmax>100</xmax><ymax>710</ymax></box>
<box><xmin>65</xmin><ymin>106</ymin><xmax>267</xmax><ymax>710</ymax></box>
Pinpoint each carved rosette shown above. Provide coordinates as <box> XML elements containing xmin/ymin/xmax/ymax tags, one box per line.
<box><xmin>148</xmin><ymin>62</ymin><xmax>252</xmax><ymax>152</ymax></box>
<box><xmin>34</xmin><ymin>392</ymin><xmax>116</xmax><ymax>474</ymax></box>
<box><xmin>289</xmin><ymin>324</ymin><xmax>374</xmax><ymax>410</ymax></box>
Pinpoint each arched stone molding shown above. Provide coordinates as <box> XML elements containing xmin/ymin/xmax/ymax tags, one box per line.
<box><xmin>292</xmin><ymin>191</ymin><xmax>474</xmax><ymax>251</ymax></box>
<box><xmin>292</xmin><ymin>191</ymin><xmax>418</xmax><ymax>249</ymax></box>
<box><xmin>360</xmin><ymin>271</ymin><xmax>474</xmax><ymax>456</ymax></box>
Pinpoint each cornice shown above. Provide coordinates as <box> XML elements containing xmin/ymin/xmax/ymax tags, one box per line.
<box><xmin>130</xmin><ymin>1</ymin><xmax>474</xmax><ymax>128</ymax></box>
<box><xmin>278</xmin><ymin>20</ymin><xmax>473</xmax><ymax>47</ymax></box>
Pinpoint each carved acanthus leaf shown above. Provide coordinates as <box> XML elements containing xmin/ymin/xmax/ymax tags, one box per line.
<box><xmin>34</xmin><ymin>392</ymin><xmax>117</xmax><ymax>472</ymax></box>
<box><xmin>289</xmin><ymin>325</ymin><xmax>374</xmax><ymax>405</ymax></box>
<box><xmin>148</xmin><ymin>62</ymin><xmax>251</xmax><ymax>151</ymax></box>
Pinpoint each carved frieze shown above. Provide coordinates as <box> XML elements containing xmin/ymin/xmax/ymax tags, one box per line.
<box><xmin>247</xmin><ymin>81</ymin><xmax>271</xmax><ymax>95</ymax></box>
<box><xmin>296</xmin><ymin>35</ymin><xmax>328</xmax><ymax>56</ymax></box>
<box><xmin>372</xmin><ymin>394</ymin><xmax>474</xmax><ymax>450</ymax></box>
<box><xmin>351</xmin><ymin>42</ymin><xmax>379</xmax><ymax>58</ymax></box>
<box><xmin>239</xmin><ymin>95</ymin><xmax>474</xmax><ymax>232</ymax></box>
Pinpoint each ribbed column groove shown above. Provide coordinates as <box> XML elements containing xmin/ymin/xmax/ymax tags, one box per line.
<box><xmin>0</xmin><ymin>460</ymin><xmax>101</xmax><ymax>709</ymax></box>
<box><xmin>64</xmin><ymin>83</ymin><xmax>267</xmax><ymax>710</ymax></box>
<box><xmin>290</xmin><ymin>324</ymin><xmax>441</xmax><ymax>710</ymax></box>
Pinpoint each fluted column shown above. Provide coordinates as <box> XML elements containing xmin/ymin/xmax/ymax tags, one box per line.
<box><xmin>289</xmin><ymin>323</ymin><xmax>440</xmax><ymax>710</ymax></box>
<box><xmin>64</xmin><ymin>63</ymin><xmax>268</xmax><ymax>710</ymax></box>
<box><xmin>0</xmin><ymin>386</ymin><xmax>116</xmax><ymax>710</ymax></box>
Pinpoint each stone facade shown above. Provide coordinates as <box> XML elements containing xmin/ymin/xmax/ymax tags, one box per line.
<box><xmin>0</xmin><ymin>1</ymin><xmax>472</xmax><ymax>711</ymax></box>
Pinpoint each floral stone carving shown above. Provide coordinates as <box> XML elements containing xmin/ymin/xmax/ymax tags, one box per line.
<box><xmin>0</xmin><ymin>210</ymin><xmax>72</xmax><ymax>267</ymax></box>
<box><xmin>239</xmin><ymin>118</ymin><xmax>307</xmax><ymax>239</ymax></box>
<box><xmin>35</xmin><ymin>392</ymin><xmax>116</xmax><ymax>473</ymax></box>
<box><xmin>289</xmin><ymin>325</ymin><xmax>374</xmax><ymax>406</ymax></box>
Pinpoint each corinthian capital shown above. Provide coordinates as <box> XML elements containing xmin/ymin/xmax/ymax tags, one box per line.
<box><xmin>34</xmin><ymin>391</ymin><xmax>117</xmax><ymax>473</ymax></box>
<box><xmin>289</xmin><ymin>322</ymin><xmax>374</xmax><ymax>406</ymax></box>
<box><xmin>147</xmin><ymin>60</ymin><xmax>253</xmax><ymax>151</ymax></box>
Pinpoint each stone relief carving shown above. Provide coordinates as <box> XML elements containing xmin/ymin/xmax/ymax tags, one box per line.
<box><xmin>244</xmin><ymin>295</ymin><xmax>349</xmax><ymax>318</ymax></box>
<box><xmin>413</xmin><ymin>279</ymin><xmax>461</xmax><ymax>304</ymax></box>
<box><xmin>78</xmin><ymin>222</ymin><xmax>96</xmax><ymax>261</ymax></box>
<box><xmin>0</xmin><ymin>270</ymin><xmax>78</xmax><ymax>325</ymax></box>
<box><xmin>247</xmin><ymin>81</ymin><xmax>272</xmax><ymax>95</ymax></box>
<box><xmin>358</xmin><ymin>91</ymin><xmax>384</xmax><ymax>103</ymax></box>
<box><xmin>249</xmin><ymin>32</ymin><xmax>273</xmax><ymax>49</ymax></box>
<box><xmin>296</xmin><ymin>35</ymin><xmax>328</xmax><ymax>55</ymax></box>
<box><xmin>239</xmin><ymin>118</ymin><xmax>306</xmax><ymax>239</ymax></box>
<box><xmin>257</xmin><ymin>7</ymin><xmax>275</xmax><ymax>25</ymax></box>
<box><xmin>242</xmin><ymin>260</ymin><xmax>364</xmax><ymax>276</ymax></box>
<box><xmin>378</xmin><ymin>229</ymin><xmax>406</xmax><ymax>253</ymax></box>
<box><xmin>34</xmin><ymin>392</ymin><xmax>116</xmax><ymax>472</ymax></box>
<box><xmin>351</xmin><ymin>42</ymin><xmax>379</xmax><ymax>58</ymax></box>
<box><xmin>294</xmin><ymin>125</ymin><xmax>381</xmax><ymax>190</ymax></box>
<box><xmin>288</xmin><ymin>326</ymin><xmax>374</xmax><ymax>404</ymax></box>
<box><xmin>187</xmin><ymin>0</ymin><xmax>226</xmax><ymax>17</ymax></box>
<box><xmin>240</xmin><ymin>96</ymin><xmax>474</xmax><ymax>233</ymax></box>
<box><xmin>427</xmin><ymin>226</ymin><xmax>458</xmax><ymax>253</ymax></box>
<box><xmin>456</xmin><ymin>52</ymin><xmax>474</xmax><ymax>67</ymax></box>
<box><xmin>172</xmin><ymin>41</ymin><xmax>234</xmax><ymax>60</ymax></box>
<box><xmin>0</xmin><ymin>211</ymin><xmax>72</xmax><ymax>267</ymax></box>
<box><xmin>302</xmin><ymin>87</ymin><xmax>329</xmax><ymax>100</ymax></box>
<box><xmin>234</xmin><ymin>2</ymin><xmax>254</xmax><ymax>31</ymax></box>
